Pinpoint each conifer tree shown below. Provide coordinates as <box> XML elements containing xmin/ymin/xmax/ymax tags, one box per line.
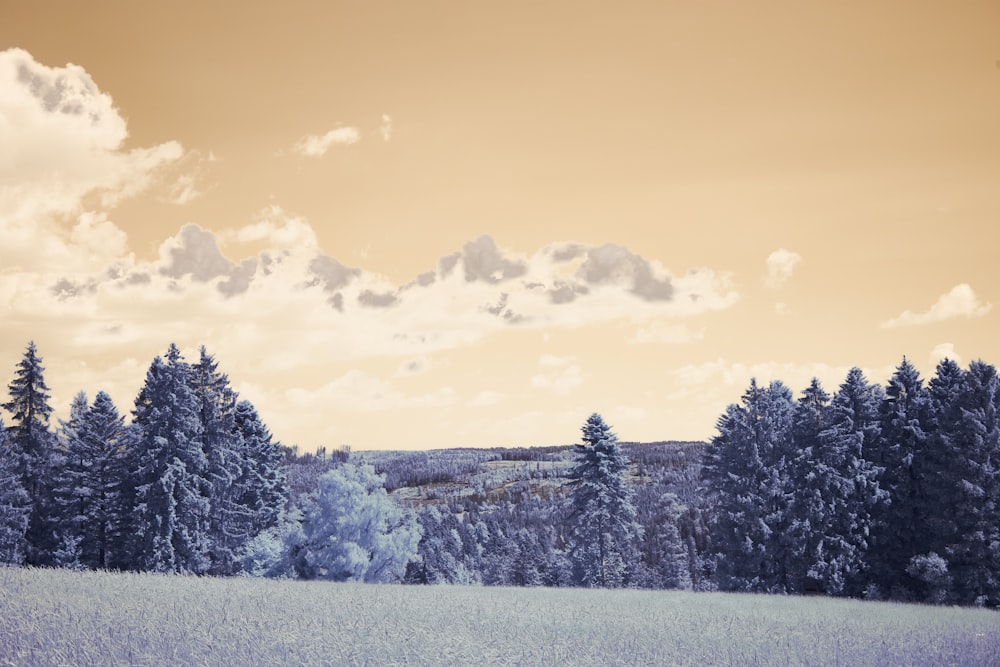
<box><xmin>702</xmin><ymin>381</ymin><xmax>795</xmax><ymax>592</ymax></box>
<box><xmin>782</xmin><ymin>378</ymin><xmax>832</xmax><ymax>593</ymax></box>
<box><xmin>2</xmin><ymin>341</ymin><xmax>58</xmax><ymax>564</ymax></box>
<box><xmin>566</xmin><ymin>413</ymin><xmax>642</xmax><ymax>588</ymax></box>
<box><xmin>233</xmin><ymin>399</ymin><xmax>288</xmax><ymax>537</ymax></box>
<box><xmin>872</xmin><ymin>357</ymin><xmax>932</xmax><ymax>598</ymax></box>
<box><xmin>942</xmin><ymin>361</ymin><xmax>1000</xmax><ymax>606</ymax></box>
<box><xmin>803</xmin><ymin>367</ymin><xmax>886</xmax><ymax>596</ymax></box>
<box><xmin>0</xmin><ymin>418</ymin><xmax>30</xmax><ymax>564</ymax></box>
<box><xmin>129</xmin><ymin>345</ymin><xmax>210</xmax><ymax>573</ymax></box>
<box><xmin>190</xmin><ymin>347</ymin><xmax>243</xmax><ymax>575</ymax></box>
<box><xmin>51</xmin><ymin>391</ymin><xmax>128</xmax><ymax>570</ymax></box>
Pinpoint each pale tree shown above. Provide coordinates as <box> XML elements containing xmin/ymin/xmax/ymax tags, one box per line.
<box><xmin>288</xmin><ymin>463</ymin><xmax>421</xmax><ymax>583</ymax></box>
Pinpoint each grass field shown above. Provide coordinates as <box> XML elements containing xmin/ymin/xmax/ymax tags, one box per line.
<box><xmin>0</xmin><ymin>567</ymin><xmax>997</xmax><ymax>666</ymax></box>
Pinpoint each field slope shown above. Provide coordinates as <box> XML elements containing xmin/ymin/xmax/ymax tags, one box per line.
<box><xmin>0</xmin><ymin>567</ymin><xmax>997</xmax><ymax>666</ymax></box>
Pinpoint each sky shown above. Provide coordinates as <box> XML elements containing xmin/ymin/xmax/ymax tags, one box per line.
<box><xmin>1</xmin><ymin>1</ymin><xmax>999</xmax><ymax>451</ymax></box>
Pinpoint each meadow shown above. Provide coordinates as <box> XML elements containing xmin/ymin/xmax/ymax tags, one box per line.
<box><xmin>0</xmin><ymin>566</ymin><xmax>997</xmax><ymax>666</ymax></box>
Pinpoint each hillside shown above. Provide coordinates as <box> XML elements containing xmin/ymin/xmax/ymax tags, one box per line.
<box><xmin>350</xmin><ymin>440</ymin><xmax>706</xmax><ymax>507</ymax></box>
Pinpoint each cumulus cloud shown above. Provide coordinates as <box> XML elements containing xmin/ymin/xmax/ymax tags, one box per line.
<box><xmin>293</xmin><ymin>126</ymin><xmax>361</xmax><ymax>157</ymax></box>
<box><xmin>380</xmin><ymin>114</ymin><xmax>392</xmax><ymax>142</ymax></box>
<box><xmin>764</xmin><ymin>248</ymin><xmax>802</xmax><ymax>288</ymax></box>
<box><xmin>0</xmin><ymin>48</ymin><xmax>183</xmax><ymax>272</ymax></box>
<box><xmin>880</xmin><ymin>284</ymin><xmax>992</xmax><ymax>328</ymax></box>
<box><xmin>531</xmin><ymin>363</ymin><xmax>583</xmax><ymax>395</ymax></box>
<box><xmin>13</xmin><ymin>220</ymin><xmax>738</xmax><ymax>366</ymax></box>
<box><xmin>930</xmin><ymin>343</ymin><xmax>962</xmax><ymax>366</ymax></box>
<box><xmin>628</xmin><ymin>322</ymin><xmax>704</xmax><ymax>345</ymax></box>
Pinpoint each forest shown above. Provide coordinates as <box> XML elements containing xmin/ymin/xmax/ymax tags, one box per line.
<box><xmin>1</xmin><ymin>341</ymin><xmax>998</xmax><ymax>607</ymax></box>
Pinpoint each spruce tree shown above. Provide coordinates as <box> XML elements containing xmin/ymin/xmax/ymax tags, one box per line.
<box><xmin>872</xmin><ymin>357</ymin><xmax>932</xmax><ymax>599</ymax></box>
<box><xmin>233</xmin><ymin>399</ymin><xmax>288</xmax><ymax>537</ymax></box>
<box><xmin>0</xmin><ymin>418</ymin><xmax>30</xmax><ymax>564</ymax></box>
<box><xmin>943</xmin><ymin>361</ymin><xmax>1000</xmax><ymax>606</ymax></box>
<box><xmin>51</xmin><ymin>391</ymin><xmax>128</xmax><ymax>570</ymax></box>
<box><xmin>190</xmin><ymin>347</ymin><xmax>243</xmax><ymax>575</ymax></box>
<box><xmin>2</xmin><ymin>341</ymin><xmax>58</xmax><ymax>564</ymax></box>
<box><xmin>805</xmin><ymin>367</ymin><xmax>885</xmax><ymax>596</ymax></box>
<box><xmin>49</xmin><ymin>391</ymin><xmax>91</xmax><ymax>568</ymax></box>
<box><xmin>701</xmin><ymin>381</ymin><xmax>795</xmax><ymax>592</ymax></box>
<box><xmin>129</xmin><ymin>345</ymin><xmax>210</xmax><ymax>573</ymax></box>
<box><xmin>565</xmin><ymin>413</ymin><xmax>642</xmax><ymax>588</ymax></box>
<box><xmin>784</xmin><ymin>377</ymin><xmax>831</xmax><ymax>593</ymax></box>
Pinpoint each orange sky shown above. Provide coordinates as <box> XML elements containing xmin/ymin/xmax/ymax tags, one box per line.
<box><xmin>2</xmin><ymin>1</ymin><xmax>999</xmax><ymax>450</ymax></box>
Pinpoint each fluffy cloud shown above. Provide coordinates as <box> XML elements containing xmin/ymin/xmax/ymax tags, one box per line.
<box><xmin>293</xmin><ymin>126</ymin><xmax>361</xmax><ymax>157</ymax></box>
<box><xmin>0</xmin><ymin>48</ymin><xmax>183</xmax><ymax>276</ymax></box>
<box><xmin>930</xmin><ymin>342</ymin><xmax>961</xmax><ymax>366</ymax></box>
<box><xmin>13</xmin><ymin>218</ymin><xmax>738</xmax><ymax>365</ymax></box>
<box><xmin>764</xmin><ymin>248</ymin><xmax>802</xmax><ymax>288</ymax></box>
<box><xmin>880</xmin><ymin>284</ymin><xmax>992</xmax><ymax>328</ymax></box>
<box><xmin>380</xmin><ymin>114</ymin><xmax>392</xmax><ymax>142</ymax></box>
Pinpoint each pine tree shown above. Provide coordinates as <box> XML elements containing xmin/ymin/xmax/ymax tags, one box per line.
<box><xmin>802</xmin><ymin>367</ymin><xmax>886</xmax><ymax>596</ymax></box>
<box><xmin>129</xmin><ymin>345</ymin><xmax>210</xmax><ymax>573</ymax></box>
<box><xmin>942</xmin><ymin>361</ymin><xmax>1000</xmax><ymax>606</ymax></box>
<box><xmin>49</xmin><ymin>391</ymin><xmax>91</xmax><ymax>569</ymax></box>
<box><xmin>784</xmin><ymin>377</ymin><xmax>831</xmax><ymax>594</ymax></box>
<box><xmin>565</xmin><ymin>413</ymin><xmax>643</xmax><ymax>588</ymax></box>
<box><xmin>701</xmin><ymin>381</ymin><xmax>795</xmax><ymax>592</ymax></box>
<box><xmin>2</xmin><ymin>341</ymin><xmax>58</xmax><ymax>565</ymax></box>
<box><xmin>190</xmin><ymin>347</ymin><xmax>243</xmax><ymax>575</ymax></box>
<box><xmin>51</xmin><ymin>391</ymin><xmax>128</xmax><ymax>570</ymax></box>
<box><xmin>0</xmin><ymin>418</ymin><xmax>30</xmax><ymax>564</ymax></box>
<box><xmin>872</xmin><ymin>357</ymin><xmax>932</xmax><ymax>599</ymax></box>
<box><xmin>233</xmin><ymin>399</ymin><xmax>288</xmax><ymax>537</ymax></box>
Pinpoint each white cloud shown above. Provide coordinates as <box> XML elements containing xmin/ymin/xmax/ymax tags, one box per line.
<box><xmin>628</xmin><ymin>322</ymin><xmax>704</xmax><ymax>345</ymax></box>
<box><xmin>531</xmin><ymin>364</ymin><xmax>583</xmax><ymax>395</ymax></box>
<box><xmin>467</xmin><ymin>391</ymin><xmax>505</xmax><ymax>407</ymax></box>
<box><xmin>880</xmin><ymin>284</ymin><xmax>992</xmax><ymax>328</ymax></box>
<box><xmin>0</xmin><ymin>48</ymin><xmax>183</xmax><ymax>273</ymax></box>
<box><xmin>930</xmin><ymin>342</ymin><xmax>961</xmax><ymax>366</ymax></box>
<box><xmin>764</xmin><ymin>248</ymin><xmax>802</xmax><ymax>288</ymax></box>
<box><xmin>380</xmin><ymin>114</ymin><xmax>392</xmax><ymax>142</ymax></box>
<box><xmin>293</xmin><ymin>126</ymin><xmax>361</xmax><ymax>157</ymax></box>
<box><xmin>229</xmin><ymin>205</ymin><xmax>319</xmax><ymax>249</ymax></box>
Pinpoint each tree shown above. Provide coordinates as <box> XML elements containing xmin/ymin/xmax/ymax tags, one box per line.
<box><xmin>288</xmin><ymin>463</ymin><xmax>421</xmax><ymax>583</ymax></box>
<box><xmin>51</xmin><ymin>391</ymin><xmax>128</xmax><ymax>570</ymax></box>
<box><xmin>565</xmin><ymin>413</ymin><xmax>642</xmax><ymax>588</ymax></box>
<box><xmin>0</xmin><ymin>418</ymin><xmax>30</xmax><ymax>564</ymax></box>
<box><xmin>701</xmin><ymin>381</ymin><xmax>795</xmax><ymax>593</ymax></box>
<box><xmin>871</xmin><ymin>357</ymin><xmax>932</xmax><ymax>599</ymax></box>
<box><xmin>190</xmin><ymin>347</ymin><xmax>243</xmax><ymax>575</ymax></box>
<box><xmin>128</xmin><ymin>345</ymin><xmax>210</xmax><ymax>573</ymax></box>
<box><xmin>941</xmin><ymin>361</ymin><xmax>1000</xmax><ymax>606</ymax></box>
<box><xmin>2</xmin><ymin>341</ymin><xmax>58</xmax><ymax>564</ymax></box>
<box><xmin>233</xmin><ymin>399</ymin><xmax>288</xmax><ymax>537</ymax></box>
<box><xmin>801</xmin><ymin>367</ymin><xmax>885</xmax><ymax>596</ymax></box>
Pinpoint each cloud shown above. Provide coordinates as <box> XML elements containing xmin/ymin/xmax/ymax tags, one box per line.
<box><xmin>531</xmin><ymin>363</ymin><xmax>583</xmax><ymax>395</ymax></box>
<box><xmin>930</xmin><ymin>343</ymin><xmax>961</xmax><ymax>366</ymax></box>
<box><xmin>380</xmin><ymin>114</ymin><xmax>392</xmax><ymax>142</ymax></box>
<box><xmin>880</xmin><ymin>284</ymin><xmax>992</xmax><ymax>328</ymax></box>
<box><xmin>764</xmin><ymin>248</ymin><xmax>802</xmax><ymax>288</ymax></box>
<box><xmin>578</xmin><ymin>243</ymin><xmax>673</xmax><ymax>301</ymax></box>
<box><xmin>293</xmin><ymin>126</ymin><xmax>361</xmax><ymax>157</ymax></box>
<box><xmin>627</xmin><ymin>322</ymin><xmax>704</xmax><ymax>345</ymax></box>
<box><xmin>0</xmin><ymin>48</ymin><xmax>182</xmax><ymax>272</ymax></box>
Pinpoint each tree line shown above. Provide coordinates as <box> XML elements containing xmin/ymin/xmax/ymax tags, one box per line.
<box><xmin>0</xmin><ymin>341</ymin><xmax>288</xmax><ymax>574</ymax></box>
<box><xmin>702</xmin><ymin>358</ymin><xmax>1000</xmax><ymax>606</ymax></box>
<box><xmin>2</xmin><ymin>340</ymin><xmax>997</xmax><ymax>607</ymax></box>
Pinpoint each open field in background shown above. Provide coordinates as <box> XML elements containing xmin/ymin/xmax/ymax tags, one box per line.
<box><xmin>1</xmin><ymin>568</ymin><xmax>998</xmax><ymax>666</ymax></box>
